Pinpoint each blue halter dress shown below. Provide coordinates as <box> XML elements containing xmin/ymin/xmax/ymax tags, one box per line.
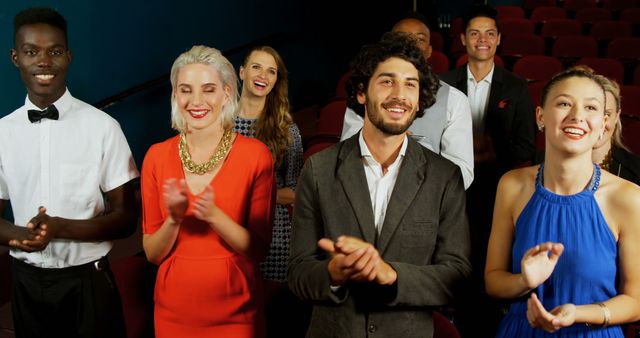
<box><xmin>495</xmin><ymin>164</ymin><xmax>622</xmax><ymax>337</ymax></box>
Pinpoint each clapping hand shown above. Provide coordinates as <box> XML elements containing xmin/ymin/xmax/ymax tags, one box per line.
<box><xmin>193</xmin><ymin>185</ymin><xmax>217</xmax><ymax>223</ymax></box>
<box><xmin>521</xmin><ymin>242</ymin><xmax>564</xmax><ymax>289</ymax></box>
<box><xmin>527</xmin><ymin>292</ymin><xmax>576</xmax><ymax>332</ymax></box>
<box><xmin>318</xmin><ymin>236</ymin><xmax>396</xmax><ymax>285</ymax></box>
<box><xmin>163</xmin><ymin>178</ymin><xmax>188</xmax><ymax>224</ymax></box>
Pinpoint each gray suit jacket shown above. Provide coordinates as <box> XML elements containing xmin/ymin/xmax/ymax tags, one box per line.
<box><xmin>288</xmin><ymin>134</ymin><xmax>472</xmax><ymax>338</ymax></box>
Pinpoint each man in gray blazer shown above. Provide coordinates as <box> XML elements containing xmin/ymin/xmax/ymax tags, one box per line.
<box><xmin>288</xmin><ymin>32</ymin><xmax>472</xmax><ymax>338</ymax></box>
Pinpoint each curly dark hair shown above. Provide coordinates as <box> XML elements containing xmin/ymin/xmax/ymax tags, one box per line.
<box><xmin>14</xmin><ymin>8</ymin><xmax>68</xmax><ymax>47</ymax></box>
<box><xmin>346</xmin><ymin>31</ymin><xmax>440</xmax><ymax>118</ymax></box>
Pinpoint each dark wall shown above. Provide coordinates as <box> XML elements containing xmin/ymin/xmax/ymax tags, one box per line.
<box><xmin>1</xmin><ymin>0</ymin><xmax>482</xmax><ymax>165</ymax></box>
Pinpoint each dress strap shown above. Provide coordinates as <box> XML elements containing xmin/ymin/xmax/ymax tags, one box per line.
<box><xmin>538</xmin><ymin>163</ymin><xmax>601</xmax><ymax>192</ymax></box>
<box><xmin>588</xmin><ymin>163</ymin><xmax>601</xmax><ymax>193</ymax></box>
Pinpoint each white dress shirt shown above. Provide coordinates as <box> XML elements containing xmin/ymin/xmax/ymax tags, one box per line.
<box><xmin>358</xmin><ymin>132</ymin><xmax>407</xmax><ymax>234</ymax></box>
<box><xmin>466</xmin><ymin>64</ymin><xmax>494</xmax><ymax>136</ymax></box>
<box><xmin>341</xmin><ymin>81</ymin><xmax>474</xmax><ymax>189</ymax></box>
<box><xmin>0</xmin><ymin>90</ymin><xmax>139</xmax><ymax>268</ymax></box>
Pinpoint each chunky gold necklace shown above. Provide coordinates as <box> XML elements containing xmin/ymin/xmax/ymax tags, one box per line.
<box><xmin>599</xmin><ymin>148</ymin><xmax>612</xmax><ymax>172</ymax></box>
<box><xmin>179</xmin><ymin>129</ymin><xmax>233</xmax><ymax>175</ymax></box>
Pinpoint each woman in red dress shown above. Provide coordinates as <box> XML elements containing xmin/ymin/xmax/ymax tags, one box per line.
<box><xmin>141</xmin><ymin>45</ymin><xmax>275</xmax><ymax>338</ymax></box>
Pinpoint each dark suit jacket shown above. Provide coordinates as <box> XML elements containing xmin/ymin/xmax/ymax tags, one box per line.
<box><xmin>440</xmin><ymin>65</ymin><xmax>536</xmax><ymax>174</ymax></box>
<box><xmin>611</xmin><ymin>145</ymin><xmax>640</xmax><ymax>186</ymax></box>
<box><xmin>288</xmin><ymin>135</ymin><xmax>472</xmax><ymax>338</ymax></box>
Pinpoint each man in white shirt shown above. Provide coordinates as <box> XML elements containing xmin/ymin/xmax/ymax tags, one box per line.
<box><xmin>289</xmin><ymin>32</ymin><xmax>471</xmax><ymax>338</ymax></box>
<box><xmin>341</xmin><ymin>12</ymin><xmax>474</xmax><ymax>189</ymax></box>
<box><xmin>0</xmin><ymin>8</ymin><xmax>138</xmax><ymax>338</ymax></box>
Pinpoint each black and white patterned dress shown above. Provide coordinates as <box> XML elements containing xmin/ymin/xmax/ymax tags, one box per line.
<box><xmin>234</xmin><ymin>116</ymin><xmax>304</xmax><ymax>282</ymax></box>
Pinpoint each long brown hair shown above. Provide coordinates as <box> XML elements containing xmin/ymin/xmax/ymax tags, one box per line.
<box><xmin>243</xmin><ymin>46</ymin><xmax>292</xmax><ymax>164</ymax></box>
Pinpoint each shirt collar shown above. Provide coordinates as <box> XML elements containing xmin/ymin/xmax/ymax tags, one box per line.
<box><xmin>358</xmin><ymin>130</ymin><xmax>408</xmax><ymax>159</ymax></box>
<box><xmin>24</xmin><ymin>88</ymin><xmax>72</xmax><ymax>118</ymax></box>
<box><xmin>466</xmin><ymin>64</ymin><xmax>495</xmax><ymax>85</ymax></box>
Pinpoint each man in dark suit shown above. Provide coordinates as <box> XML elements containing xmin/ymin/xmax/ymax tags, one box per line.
<box><xmin>288</xmin><ymin>32</ymin><xmax>471</xmax><ymax>338</ymax></box>
<box><xmin>440</xmin><ymin>4</ymin><xmax>536</xmax><ymax>337</ymax></box>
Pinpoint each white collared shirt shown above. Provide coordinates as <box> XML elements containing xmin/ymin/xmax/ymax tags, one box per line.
<box><xmin>467</xmin><ymin>64</ymin><xmax>494</xmax><ymax>136</ymax></box>
<box><xmin>341</xmin><ymin>81</ymin><xmax>474</xmax><ymax>190</ymax></box>
<box><xmin>0</xmin><ymin>89</ymin><xmax>139</xmax><ymax>268</ymax></box>
<box><xmin>358</xmin><ymin>132</ymin><xmax>407</xmax><ymax>234</ymax></box>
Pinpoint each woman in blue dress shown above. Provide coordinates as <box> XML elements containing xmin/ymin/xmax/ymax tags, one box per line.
<box><xmin>485</xmin><ymin>66</ymin><xmax>640</xmax><ymax>337</ymax></box>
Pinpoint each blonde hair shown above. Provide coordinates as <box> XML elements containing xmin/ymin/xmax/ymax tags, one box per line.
<box><xmin>593</xmin><ymin>74</ymin><xmax>629</xmax><ymax>151</ymax></box>
<box><xmin>170</xmin><ymin>45</ymin><xmax>238</xmax><ymax>132</ymax></box>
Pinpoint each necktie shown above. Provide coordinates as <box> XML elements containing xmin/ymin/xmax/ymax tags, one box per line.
<box><xmin>28</xmin><ymin>105</ymin><xmax>59</xmax><ymax>123</ymax></box>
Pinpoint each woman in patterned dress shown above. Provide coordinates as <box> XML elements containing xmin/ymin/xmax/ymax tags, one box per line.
<box><xmin>235</xmin><ymin>45</ymin><xmax>306</xmax><ymax>337</ymax></box>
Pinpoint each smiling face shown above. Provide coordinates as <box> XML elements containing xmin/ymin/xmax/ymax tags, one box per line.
<box><xmin>11</xmin><ymin>23</ymin><xmax>71</xmax><ymax>109</ymax></box>
<box><xmin>240</xmin><ymin>50</ymin><xmax>278</xmax><ymax>98</ymax></box>
<box><xmin>461</xmin><ymin>16</ymin><xmax>500</xmax><ymax>63</ymax></box>
<box><xmin>174</xmin><ymin>63</ymin><xmax>230</xmax><ymax>131</ymax></box>
<box><xmin>538</xmin><ymin>76</ymin><xmax>607</xmax><ymax>155</ymax></box>
<box><xmin>359</xmin><ymin>57</ymin><xmax>420</xmax><ymax>136</ymax></box>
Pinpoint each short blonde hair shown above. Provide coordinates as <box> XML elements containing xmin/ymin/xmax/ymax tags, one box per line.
<box><xmin>170</xmin><ymin>45</ymin><xmax>238</xmax><ymax>132</ymax></box>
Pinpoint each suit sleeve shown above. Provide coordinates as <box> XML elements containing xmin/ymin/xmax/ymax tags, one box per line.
<box><xmin>387</xmin><ymin>169</ymin><xmax>472</xmax><ymax>307</ymax></box>
<box><xmin>510</xmin><ymin>81</ymin><xmax>536</xmax><ymax>167</ymax></box>
<box><xmin>288</xmin><ymin>158</ymin><xmax>349</xmax><ymax>304</ymax></box>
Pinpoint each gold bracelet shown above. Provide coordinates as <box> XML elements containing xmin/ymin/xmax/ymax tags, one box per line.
<box><xmin>597</xmin><ymin>302</ymin><xmax>611</xmax><ymax>328</ymax></box>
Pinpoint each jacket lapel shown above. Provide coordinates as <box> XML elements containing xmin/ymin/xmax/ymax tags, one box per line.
<box><xmin>456</xmin><ymin>65</ymin><xmax>468</xmax><ymax>95</ymax></box>
<box><xmin>377</xmin><ymin>140</ymin><xmax>427</xmax><ymax>254</ymax></box>
<box><xmin>486</xmin><ymin>66</ymin><xmax>504</xmax><ymax>130</ymax></box>
<box><xmin>337</xmin><ymin>136</ymin><xmax>377</xmax><ymax>244</ymax></box>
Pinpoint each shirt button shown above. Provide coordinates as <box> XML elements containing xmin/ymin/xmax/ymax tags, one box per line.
<box><xmin>368</xmin><ymin>324</ymin><xmax>377</xmax><ymax>333</ymax></box>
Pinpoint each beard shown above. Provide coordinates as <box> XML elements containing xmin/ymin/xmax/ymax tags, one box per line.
<box><xmin>366</xmin><ymin>99</ymin><xmax>416</xmax><ymax>135</ymax></box>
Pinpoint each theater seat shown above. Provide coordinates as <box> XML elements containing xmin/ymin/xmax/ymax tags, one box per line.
<box><xmin>433</xmin><ymin>311</ymin><xmax>461</xmax><ymax>338</ymax></box>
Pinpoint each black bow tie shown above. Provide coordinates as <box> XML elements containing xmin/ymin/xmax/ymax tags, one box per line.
<box><xmin>28</xmin><ymin>105</ymin><xmax>59</xmax><ymax>123</ymax></box>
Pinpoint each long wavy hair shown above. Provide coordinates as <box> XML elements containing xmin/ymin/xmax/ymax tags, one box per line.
<box><xmin>242</xmin><ymin>46</ymin><xmax>292</xmax><ymax>164</ymax></box>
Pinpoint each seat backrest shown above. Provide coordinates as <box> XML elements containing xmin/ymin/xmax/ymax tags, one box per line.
<box><xmin>433</xmin><ymin>311</ymin><xmax>461</xmax><ymax>338</ymax></box>
<box><xmin>429</xmin><ymin>50</ymin><xmax>450</xmax><ymax>74</ymax></box>
<box><xmin>591</xmin><ymin>21</ymin><xmax>632</xmax><ymax>41</ymax></box>
<box><xmin>531</xmin><ymin>6</ymin><xmax>567</xmax><ymax>24</ymax></box>
<box><xmin>500</xmin><ymin>17</ymin><xmax>535</xmax><ymax>36</ymax></box>
<box><xmin>335</xmin><ymin>72</ymin><xmax>351</xmax><ymax>99</ymax></box>
<box><xmin>620</xmin><ymin>7</ymin><xmax>640</xmax><ymax>25</ymax></box>
<box><xmin>497</xmin><ymin>5</ymin><xmax>525</xmax><ymax>19</ymax></box>
<box><xmin>513</xmin><ymin>55</ymin><xmax>565</xmax><ymax>83</ymax></box>
<box><xmin>607</xmin><ymin>37</ymin><xmax>640</xmax><ymax>59</ymax></box>
<box><xmin>577</xmin><ymin>57</ymin><xmax>625</xmax><ymax>84</ymax></box>
<box><xmin>431</xmin><ymin>31</ymin><xmax>444</xmax><ymax>52</ymax></box>
<box><xmin>603</xmin><ymin>0</ymin><xmax>638</xmax><ymax>11</ymax></box>
<box><xmin>316</xmin><ymin>99</ymin><xmax>347</xmax><ymax>136</ymax></box>
<box><xmin>524</xmin><ymin>0</ymin><xmax>559</xmax><ymax>11</ymax></box>
<box><xmin>500</xmin><ymin>34</ymin><xmax>546</xmax><ymax>57</ymax></box>
<box><xmin>563</xmin><ymin>0</ymin><xmax>598</xmax><ymax>12</ymax></box>
<box><xmin>541</xmin><ymin>19</ymin><xmax>582</xmax><ymax>38</ymax></box>
<box><xmin>576</xmin><ymin>8</ymin><xmax>613</xmax><ymax>25</ymax></box>
<box><xmin>552</xmin><ymin>36</ymin><xmax>598</xmax><ymax>58</ymax></box>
